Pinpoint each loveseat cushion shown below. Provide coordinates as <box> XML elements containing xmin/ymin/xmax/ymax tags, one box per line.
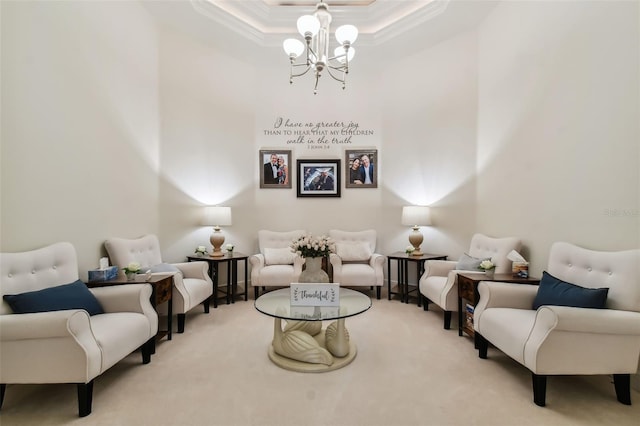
<box><xmin>335</xmin><ymin>242</ymin><xmax>372</xmax><ymax>262</ymax></box>
<box><xmin>455</xmin><ymin>253</ymin><xmax>490</xmax><ymax>270</ymax></box>
<box><xmin>3</xmin><ymin>279</ymin><xmax>104</xmax><ymax>315</ymax></box>
<box><xmin>264</xmin><ymin>247</ymin><xmax>295</xmax><ymax>265</ymax></box>
<box><xmin>532</xmin><ymin>271</ymin><xmax>609</xmax><ymax>310</ymax></box>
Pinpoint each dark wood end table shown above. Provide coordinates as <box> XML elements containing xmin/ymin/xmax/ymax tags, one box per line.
<box><xmin>87</xmin><ymin>272</ymin><xmax>175</xmax><ymax>347</ymax></box>
<box><xmin>386</xmin><ymin>252</ymin><xmax>448</xmax><ymax>305</ymax></box>
<box><xmin>187</xmin><ymin>253</ymin><xmax>249</xmax><ymax>308</ymax></box>
<box><xmin>457</xmin><ymin>272</ymin><xmax>540</xmax><ymax>344</ymax></box>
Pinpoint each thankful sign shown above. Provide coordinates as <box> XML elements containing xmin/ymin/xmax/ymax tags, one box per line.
<box><xmin>290</xmin><ymin>283</ymin><xmax>340</xmax><ymax>306</ymax></box>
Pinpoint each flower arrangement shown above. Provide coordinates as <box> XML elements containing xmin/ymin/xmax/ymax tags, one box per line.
<box><xmin>123</xmin><ymin>262</ymin><xmax>141</xmax><ymax>274</ymax></box>
<box><xmin>478</xmin><ymin>260</ymin><xmax>496</xmax><ymax>271</ymax></box>
<box><xmin>225</xmin><ymin>244</ymin><xmax>234</xmax><ymax>252</ymax></box>
<box><xmin>405</xmin><ymin>245</ymin><xmax>415</xmax><ymax>255</ymax></box>
<box><xmin>290</xmin><ymin>234</ymin><xmax>334</xmax><ymax>258</ymax></box>
<box><xmin>195</xmin><ymin>245</ymin><xmax>207</xmax><ymax>255</ymax></box>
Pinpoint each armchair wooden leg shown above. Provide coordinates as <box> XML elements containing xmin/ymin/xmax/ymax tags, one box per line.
<box><xmin>141</xmin><ymin>338</ymin><xmax>153</xmax><ymax>364</ymax></box>
<box><xmin>0</xmin><ymin>383</ymin><xmax>5</xmax><ymax>410</ymax></box>
<box><xmin>254</xmin><ymin>287</ymin><xmax>259</xmax><ymax>300</ymax></box>
<box><xmin>443</xmin><ymin>311</ymin><xmax>452</xmax><ymax>330</ymax></box>
<box><xmin>77</xmin><ymin>381</ymin><xmax>94</xmax><ymax>417</ymax></box>
<box><xmin>423</xmin><ymin>296</ymin><xmax>429</xmax><ymax>311</ymax></box>
<box><xmin>376</xmin><ymin>286</ymin><xmax>381</xmax><ymax>300</ymax></box>
<box><xmin>613</xmin><ymin>374</ymin><xmax>631</xmax><ymax>405</ymax></box>
<box><xmin>532</xmin><ymin>373</ymin><xmax>547</xmax><ymax>407</ymax></box>
<box><xmin>203</xmin><ymin>297</ymin><xmax>211</xmax><ymax>314</ymax></box>
<box><xmin>477</xmin><ymin>333</ymin><xmax>488</xmax><ymax>359</ymax></box>
<box><xmin>177</xmin><ymin>314</ymin><xmax>186</xmax><ymax>333</ymax></box>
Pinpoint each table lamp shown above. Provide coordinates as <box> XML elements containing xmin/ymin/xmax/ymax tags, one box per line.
<box><xmin>401</xmin><ymin>206</ymin><xmax>431</xmax><ymax>256</ymax></box>
<box><xmin>202</xmin><ymin>206</ymin><xmax>232</xmax><ymax>257</ymax></box>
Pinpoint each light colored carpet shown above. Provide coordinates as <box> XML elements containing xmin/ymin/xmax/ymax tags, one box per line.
<box><xmin>1</xmin><ymin>293</ymin><xmax>639</xmax><ymax>426</ymax></box>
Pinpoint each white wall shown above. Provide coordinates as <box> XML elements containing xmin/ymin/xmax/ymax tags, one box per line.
<box><xmin>476</xmin><ymin>0</ymin><xmax>640</xmax><ymax>274</ymax></box>
<box><xmin>0</xmin><ymin>1</ymin><xmax>159</xmax><ymax>278</ymax></box>
<box><xmin>1</xmin><ymin>1</ymin><xmax>638</xmax><ymax>282</ymax></box>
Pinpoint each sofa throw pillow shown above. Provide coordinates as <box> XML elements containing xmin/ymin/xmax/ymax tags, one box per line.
<box><xmin>264</xmin><ymin>247</ymin><xmax>296</xmax><ymax>265</ymax></box>
<box><xmin>148</xmin><ymin>263</ymin><xmax>181</xmax><ymax>274</ymax></box>
<box><xmin>336</xmin><ymin>242</ymin><xmax>372</xmax><ymax>261</ymax></box>
<box><xmin>3</xmin><ymin>279</ymin><xmax>104</xmax><ymax>316</ymax></box>
<box><xmin>532</xmin><ymin>271</ymin><xmax>609</xmax><ymax>310</ymax></box>
<box><xmin>455</xmin><ymin>253</ymin><xmax>490</xmax><ymax>271</ymax></box>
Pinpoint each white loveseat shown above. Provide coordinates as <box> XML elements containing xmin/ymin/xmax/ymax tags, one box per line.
<box><xmin>474</xmin><ymin>242</ymin><xmax>640</xmax><ymax>406</ymax></box>
<box><xmin>0</xmin><ymin>242</ymin><xmax>158</xmax><ymax>417</ymax></box>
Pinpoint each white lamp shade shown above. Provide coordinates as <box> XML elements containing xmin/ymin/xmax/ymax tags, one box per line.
<box><xmin>297</xmin><ymin>15</ymin><xmax>320</xmax><ymax>37</ymax></box>
<box><xmin>401</xmin><ymin>206</ymin><xmax>432</xmax><ymax>227</ymax></box>
<box><xmin>283</xmin><ymin>38</ymin><xmax>305</xmax><ymax>58</ymax></box>
<box><xmin>335</xmin><ymin>24</ymin><xmax>358</xmax><ymax>45</ymax></box>
<box><xmin>334</xmin><ymin>46</ymin><xmax>355</xmax><ymax>63</ymax></box>
<box><xmin>202</xmin><ymin>206</ymin><xmax>232</xmax><ymax>227</ymax></box>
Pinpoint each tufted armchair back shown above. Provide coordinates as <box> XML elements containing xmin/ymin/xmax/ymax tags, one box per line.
<box><xmin>0</xmin><ymin>242</ymin><xmax>79</xmax><ymax>315</ymax></box>
<box><xmin>329</xmin><ymin>229</ymin><xmax>377</xmax><ymax>253</ymax></box>
<box><xmin>468</xmin><ymin>233</ymin><xmax>522</xmax><ymax>274</ymax></box>
<box><xmin>547</xmin><ymin>242</ymin><xmax>640</xmax><ymax>312</ymax></box>
<box><xmin>104</xmin><ymin>234</ymin><xmax>163</xmax><ymax>270</ymax></box>
<box><xmin>258</xmin><ymin>230</ymin><xmax>305</xmax><ymax>254</ymax></box>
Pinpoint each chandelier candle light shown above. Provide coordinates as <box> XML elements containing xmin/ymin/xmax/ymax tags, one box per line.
<box><xmin>401</xmin><ymin>206</ymin><xmax>432</xmax><ymax>256</ymax></box>
<box><xmin>283</xmin><ymin>0</ymin><xmax>358</xmax><ymax>94</ymax></box>
<box><xmin>202</xmin><ymin>206</ymin><xmax>232</xmax><ymax>257</ymax></box>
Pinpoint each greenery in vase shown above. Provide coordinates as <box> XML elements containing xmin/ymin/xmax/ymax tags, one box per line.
<box><xmin>195</xmin><ymin>245</ymin><xmax>207</xmax><ymax>255</ymax></box>
<box><xmin>290</xmin><ymin>234</ymin><xmax>335</xmax><ymax>258</ymax></box>
<box><xmin>123</xmin><ymin>262</ymin><xmax>141</xmax><ymax>274</ymax></box>
<box><xmin>478</xmin><ymin>260</ymin><xmax>496</xmax><ymax>271</ymax></box>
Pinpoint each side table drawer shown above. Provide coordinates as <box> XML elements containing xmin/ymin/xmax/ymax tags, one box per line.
<box><xmin>458</xmin><ymin>276</ymin><xmax>475</xmax><ymax>302</ymax></box>
<box><xmin>155</xmin><ymin>278</ymin><xmax>172</xmax><ymax>305</ymax></box>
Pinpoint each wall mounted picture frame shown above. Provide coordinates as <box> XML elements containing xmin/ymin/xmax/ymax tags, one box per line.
<box><xmin>297</xmin><ymin>159</ymin><xmax>341</xmax><ymax>198</ymax></box>
<box><xmin>345</xmin><ymin>149</ymin><xmax>378</xmax><ymax>188</ymax></box>
<box><xmin>260</xmin><ymin>150</ymin><xmax>292</xmax><ymax>189</ymax></box>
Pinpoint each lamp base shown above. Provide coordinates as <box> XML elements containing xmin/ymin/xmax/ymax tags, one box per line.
<box><xmin>408</xmin><ymin>228</ymin><xmax>424</xmax><ymax>257</ymax></box>
<box><xmin>210</xmin><ymin>228</ymin><xmax>225</xmax><ymax>258</ymax></box>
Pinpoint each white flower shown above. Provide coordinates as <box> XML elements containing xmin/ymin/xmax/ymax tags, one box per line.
<box><xmin>225</xmin><ymin>244</ymin><xmax>234</xmax><ymax>251</ymax></box>
<box><xmin>124</xmin><ymin>262</ymin><xmax>141</xmax><ymax>273</ymax></box>
<box><xmin>479</xmin><ymin>260</ymin><xmax>495</xmax><ymax>270</ymax></box>
<box><xmin>195</xmin><ymin>245</ymin><xmax>207</xmax><ymax>254</ymax></box>
<box><xmin>405</xmin><ymin>246</ymin><xmax>415</xmax><ymax>254</ymax></box>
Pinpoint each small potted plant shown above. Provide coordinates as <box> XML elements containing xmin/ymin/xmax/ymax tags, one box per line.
<box><xmin>195</xmin><ymin>245</ymin><xmax>207</xmax><ymax>256</ymax></box>
<box><xmin>478</xmin><ymin>259</ymin><xmax>496</xmax><ymax>278</ymax></box>
<box><xmin>123</xmin><ymin>262</ymin><xmax>141</xmax><ymax>281</ymax></box>
<box><xmin>225</xmin><ymin>244</ymin><xmax>234</xmax><ymax>256</ymax></box>
<box><xmin>405</xmin><ymin>245</ymin><xmax>415</xmax><ymax>255</ymax></box>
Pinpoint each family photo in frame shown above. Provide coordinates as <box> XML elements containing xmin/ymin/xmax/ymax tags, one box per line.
<box><xmin>260</xmin><ymin>150</ymin><xmax>292</xmax><ymax>189</ymax></box>
<box><xmin>297</xmin><ymin>159</ymin><xmax>341</xmax><ymax>198</ymax></box>
<box><xmin>345</xmin><ymin>149</ymin><xmax>377</xmax><ymax>188</ymax></box>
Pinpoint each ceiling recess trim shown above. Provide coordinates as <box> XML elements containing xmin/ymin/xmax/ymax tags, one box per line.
<box><xmin>190</xmin><ymin>0</ymin><xmax>450</xmax><ymax>47</ymax></box>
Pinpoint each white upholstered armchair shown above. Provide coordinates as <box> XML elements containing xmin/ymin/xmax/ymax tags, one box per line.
<box><xmin>0</xmin><ymin>242</ymin><xmax>158</xmax><ymax>417</ymax></box>
<box><xmin>329</xmin><ymin>229</ymin><xmax>385</xmax><ymax>299</ymax></box>
<box><xmin>105</xmin><ymin>234</ymin><xmax>213</xmax><ymax>333</ymax></box>
<box><xmin>474</xmin><ymin>242</ymin><xmax>640</xmax><ymax>406</ymax></box>
<box><xmin>250</xmin><ymin>230</ymin><xmax>305</xmax><ymax>299</ymax></box>
<box><xmin>419</xmin><ymin>233</ymin><xmax>521</xmax><ymax>329</ymax></box>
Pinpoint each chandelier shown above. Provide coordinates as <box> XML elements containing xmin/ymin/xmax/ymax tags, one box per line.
<box><xmin>282</xmin><ymin>1</ymin><xmax>359</xmax><ymax>94</ymax></box>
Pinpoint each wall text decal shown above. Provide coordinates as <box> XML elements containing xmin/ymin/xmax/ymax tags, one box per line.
<box><xmin>263</xmin><ymin>117</ymin><xmax>375</xmax><ymax>149</ymax></box>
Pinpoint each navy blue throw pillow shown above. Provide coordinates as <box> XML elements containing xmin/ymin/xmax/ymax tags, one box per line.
<box><xmin>532</xmin><ymin>271</ymin><xmax>609</xmax><ymax>310</ymax></box>
<box><xmin>3</xmin><ymin>279</ymin><xmax>104</xmax><ymax>316</ymax></box>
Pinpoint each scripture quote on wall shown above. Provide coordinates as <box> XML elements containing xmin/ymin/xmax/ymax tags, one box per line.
<box><xmin>263</xmin><ymin>117</ymin><xmax>375</xmax><ymax>150</ymax></box>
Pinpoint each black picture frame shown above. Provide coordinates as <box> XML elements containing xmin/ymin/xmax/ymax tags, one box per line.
<box><xmin>345</xmin><ymin>149</ymin><xmax>378</xmax><ymax>188</ymax></box>
<box><xmin>260</xmin><ymin>150</ymin><xmax>292</xmax><ymax>189</ymax></box>
<box><xmin>297</xmin><ymin>159</ymin><xmax>341</xmax><ymax>198</ymax></box>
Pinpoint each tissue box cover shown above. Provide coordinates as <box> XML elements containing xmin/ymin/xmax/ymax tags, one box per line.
<box><xmin>512</xmin><ymin>261</ymin><xmax>529</xmax><ymax>278</ymax></box>
<box><xmin>88</xmin><ymin>266</ymin><xmax>118</xmax><ymax>282</ymax></box>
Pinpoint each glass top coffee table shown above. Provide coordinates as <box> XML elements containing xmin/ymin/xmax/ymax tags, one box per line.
<box><xmin>255</xmin><ymin>287</ymin><xmax>372</xmax><ymax>372</ymax></box>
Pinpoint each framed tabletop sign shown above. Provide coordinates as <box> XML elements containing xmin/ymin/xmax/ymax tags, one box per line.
<box><xmin>297</xmin><ymin>159</ymin><xmax>341</xmax><ymax>198</ymax></box>
<box><xmin>290</xmin><ymin>283</ymin><xmax>340</xmax><ymax>306</ymax></box>
<box><xmin>345</xmin><ymin>149</ymin><xmax>377</xmax><ymax>188</ymax></box>
<box><xmin>260</xmin><ymin>150</ymin><xmax>292</xmax><ymax>189</ymax></box>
